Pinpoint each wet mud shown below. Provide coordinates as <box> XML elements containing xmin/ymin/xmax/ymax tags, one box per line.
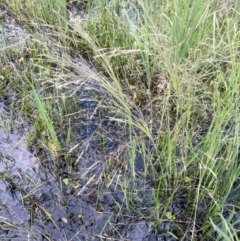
<box><xmin>0</xmin><ymin>67</ymin><xmax>173</xmax><ymax>241</ymax></box>
<box><xmin>0</xmin><ymin>5</ymin><xmax>30</xmax><ymax>50</ymax></box>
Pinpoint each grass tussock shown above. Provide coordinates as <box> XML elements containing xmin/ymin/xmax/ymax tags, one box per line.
<box><xmin>1</xmin><ymin>0</ymin><xmax>240</xmax><ymax>239</ymax></box>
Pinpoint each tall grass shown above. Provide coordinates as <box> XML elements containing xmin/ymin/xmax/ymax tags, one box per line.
<box><xmin>5</xmin><ymin>0</ymin><xmax>67</xmax><ymax>25</ymax></box>
<box><xmin>69</xmin><ymin>0</ymin><xmax>240</xmax><ymax>239</ymax></box>
<box><xmin>2</xmin><ymin>0</ymin><xmax>240</xmax><ymax>239</ymax></box>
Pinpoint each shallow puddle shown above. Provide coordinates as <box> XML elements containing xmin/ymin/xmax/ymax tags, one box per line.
<box><xmin>0</xmin><ymin>100</ymin><xmax>37</xmax><ymax>238</ymax></box>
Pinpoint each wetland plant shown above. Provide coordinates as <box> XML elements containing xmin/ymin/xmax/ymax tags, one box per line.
<box><xmin>1</xmin><ymin>0</ymin><xmax>240</xmax><ymax>240</ymax></box>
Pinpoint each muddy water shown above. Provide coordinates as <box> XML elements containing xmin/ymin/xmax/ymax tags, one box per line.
<box><xmin>0</xmin><ymin>126</ymin><xmax>37</xmax><ymax>226</ymax></box>
<box><xmin>0</xmin><ymin>98</ymin><xmax>156</xmax><ymax>241</ymax></box>
<box><xmin>0</xmin><ymin>98</ymin><xmax>36</xmax><ymax>238</ymax></box>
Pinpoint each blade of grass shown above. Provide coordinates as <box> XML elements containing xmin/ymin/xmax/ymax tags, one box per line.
<box><xmin>26</xmin><ymin>78</ymin><xmax>61</xmax><ymax>151</ymax></box>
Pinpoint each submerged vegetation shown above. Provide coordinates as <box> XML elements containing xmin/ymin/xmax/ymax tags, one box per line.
<box><xmin>1</xmin><ymin>0</ymin><xmax>240</xmax><ymax>240</ymax></box>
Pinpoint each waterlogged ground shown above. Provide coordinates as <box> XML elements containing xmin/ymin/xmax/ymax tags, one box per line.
<box><xmin>1</xmin><ymin>3</ymin><xmax>240</xmax><ymax>241</ymax></box>
<box><xmin>0</xmin><ymin>89</ymin><xmax>182</xmax><ymax>241</ymax></box>
<box><xmin>0</xmin><ymin>5</ymin><xmax>176</xmax><ymax>241</ymax></box>
<box><xmin>0</xmin><ymin>5</ymin><xmax>30</xmax><ymax>50</ymax></box>
<box><xmin>0</xmin><ymin>77</ymin><xmax>152</xmax><ymax>240</ymax></box>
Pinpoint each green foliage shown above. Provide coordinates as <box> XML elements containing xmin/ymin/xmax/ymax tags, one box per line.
<box><xmin>27</xmin><ymin>79</ymin><xmax>61</xmax><ymax>152</ymax></box>
<box><xmin>5</xmin><ymin>0</ymin><xmax>67</xmax><ymax>27</ymax></box>
<box><xmin>1</xmin><ymin>0</ymin><xmax>240</xmax><ymax>239</ymax></box>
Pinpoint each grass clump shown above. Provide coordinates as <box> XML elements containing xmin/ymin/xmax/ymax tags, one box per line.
<box><xmin>67</xmin><ymin>0</ymin><xmax>240</xmax><ymax>239</ymax></box>
<box><xmin>28</xmin><ymin>79</ymin><xmax>61</xmax><ymax>152</ymax></box>
<box><xmin>4</xmin><ymin>0</ymin><xmax>67</xmax><ymax>26</ymax></box>
<box><xmin>1</xmin><ymin>0</ymin><xmax>240</xmax><ymax>240</ymax></box>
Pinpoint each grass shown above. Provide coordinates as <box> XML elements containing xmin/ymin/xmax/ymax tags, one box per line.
<box><xmin>28</xmin><ymin>78</ymin><xmax>61</xmax><ymax>152</ymax></box>
<box><xmin>1</xmin><ymin>0</ymin><xmax>240</xmax><ymax>240</ymax></box>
